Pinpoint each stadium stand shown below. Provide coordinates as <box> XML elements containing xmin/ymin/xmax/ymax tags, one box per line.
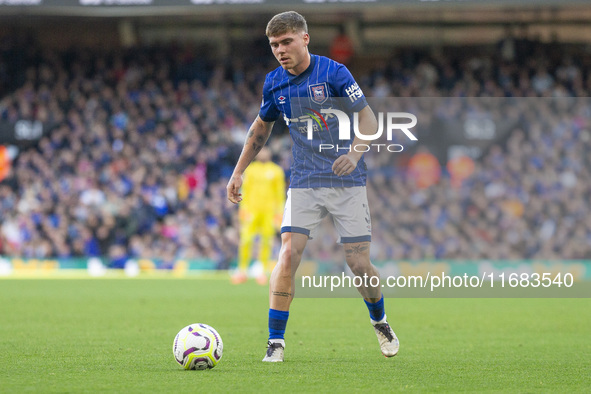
<box><xmin>1</xmin><ymin>32</ymin><xmax>591</xmax><ymax>264</ymax></box>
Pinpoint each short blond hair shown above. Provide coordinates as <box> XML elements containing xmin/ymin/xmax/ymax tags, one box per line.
<box><xmin>266</xmin><ymin>11</ymin><xmax>308</xmax><ymax>37</ymax></box>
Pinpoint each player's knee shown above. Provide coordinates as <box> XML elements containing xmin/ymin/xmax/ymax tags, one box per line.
<box><xmin>346</xmin><ymin>257</ymin><xmax>372</xmax><ymax>277</ymax></box>
<box><xmin>277</xmin><ymin>243</ymin><xmax>302</xmax><ymax>272</ymax></box>
<box><xmin>278</xmin><ymin>245</ymin><xmax>301</xmax><ymax>268</ymax></box>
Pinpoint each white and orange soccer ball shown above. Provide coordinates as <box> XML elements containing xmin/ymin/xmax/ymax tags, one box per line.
<box><xmin>172</xmin><ymin>323</ymin><xmax>223</xmax><ymax>370</ymax></box>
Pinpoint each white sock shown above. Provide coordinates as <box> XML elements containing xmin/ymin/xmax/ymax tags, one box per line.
<box><xmin>269</xmin><ymin>338</ymin><xmax>285</xmax><ymax>347</ymax></box>
<box><xmin>371</xmin><ymin>314</ymin><xmax>387</xmax><ymax>325</ymax></box>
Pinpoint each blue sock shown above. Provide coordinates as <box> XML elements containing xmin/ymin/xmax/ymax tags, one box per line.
<box><xmin>364</xmin><ymin>296</ymin><xmax>385</xmax><ymax>322</ymax></box>
<box><xmin>268</xmin><ymin>309</ymin><xmax>289</xmax><ymax>340</ymax></box>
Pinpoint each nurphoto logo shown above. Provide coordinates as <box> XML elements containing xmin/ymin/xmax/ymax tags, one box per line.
<box><xmin>304</xmin><ymin>109</ymin><xmax>418</xmax><ymax>153</ymax></box>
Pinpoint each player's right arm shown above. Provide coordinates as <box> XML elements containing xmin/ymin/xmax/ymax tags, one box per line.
<box><xmin>227</xmin><ymin>116</ymin><xmax>274</xmax><ymax>204</ymax></box>
<box><xmin>331</xmin><ymin>64</ymin><xmax>377</xmax><ymax>177</ymax></box>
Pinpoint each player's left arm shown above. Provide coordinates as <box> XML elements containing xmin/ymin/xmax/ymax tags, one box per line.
<box><xmin>332</xmin><ymin>105</ymin><xmax>378</xmax><ymax>177</ymax></box>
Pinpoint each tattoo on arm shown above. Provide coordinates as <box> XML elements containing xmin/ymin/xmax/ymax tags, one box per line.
<box><xmin>252</xmin><ymin>135</ymin><xmax>265</xmax><ymax>153</ymax></box>
<box><xmin>345</xmin><ymin>244</ymin><xmax>369</xmax><ymax>257</ymax></box>
<box><xmin>272</xmin><ymin>291</ymin><xmax>292</xmax><ymax>298</ymax></box>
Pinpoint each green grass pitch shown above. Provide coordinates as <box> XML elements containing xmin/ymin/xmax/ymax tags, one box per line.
<box><xmin>1</xmin><ymin>278</ymin><xmax>589</xmax><ymax>393</ymax></box>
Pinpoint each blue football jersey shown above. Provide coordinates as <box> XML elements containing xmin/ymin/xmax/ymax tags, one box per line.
<box><xmin>259</xmin><ymin>54</ymin><xmax>369</xmax><ymax>188</ymax></box>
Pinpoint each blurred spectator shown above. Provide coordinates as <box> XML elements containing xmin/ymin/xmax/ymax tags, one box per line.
<box><xmin>407</xmin><ymin>147</ymin><xmax>441</xmax><ymax>189</ymax></box>
<box><xmin>447</xmin><ymin>155</ymin><xmax>475</xmax><ymax>188</ymax></box>
<box><xmin>329</xmin><ymin>25</ymin><xmax>354</xmax><ymax>66</ymax></box>
<box><xmin>0</xmin><ymin>145</ymin><xmax>10</xmax><ymax>182</ymax></box>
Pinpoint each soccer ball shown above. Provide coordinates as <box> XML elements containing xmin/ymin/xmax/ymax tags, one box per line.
<box><xmin>172</xmin><ymin>323</ymin><xmax>223</xmax><ymax>370</ymax></box>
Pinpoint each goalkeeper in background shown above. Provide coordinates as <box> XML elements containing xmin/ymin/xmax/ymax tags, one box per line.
<box><xmin>232</xmin><ymin>146</ymin><xmax>286</xmax><ymax>285</ymax></box>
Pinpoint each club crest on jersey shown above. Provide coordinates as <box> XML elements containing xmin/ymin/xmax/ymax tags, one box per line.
<box><xmin>309</xmin><ymin>83</ymin><xmax>328</xmax><ymax>104</ymax></box>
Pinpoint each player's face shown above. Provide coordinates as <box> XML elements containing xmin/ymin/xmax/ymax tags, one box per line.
<box><xmin>269</xmin><ymin>31</ymin><xmax>310</xmax><ymax>75</ymax></box>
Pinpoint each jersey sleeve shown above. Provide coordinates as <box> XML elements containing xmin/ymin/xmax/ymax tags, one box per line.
<box><xmin>259</xmin><ymin>75</ymin><xmax>281</xmax><ymax>122</ymax></box>
<box><xmin>333</xmin><ymin>64</ymin><xmax>368</xmax><ymax>112</ymax></box>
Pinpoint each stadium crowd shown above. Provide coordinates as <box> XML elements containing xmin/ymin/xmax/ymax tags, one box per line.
<box><xmin>1</xmin><ymin>32</ymin><xmax>591</xmax><ymax>266</ymax></box>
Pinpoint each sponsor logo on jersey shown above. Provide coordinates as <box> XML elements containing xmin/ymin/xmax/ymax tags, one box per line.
<box><xmin>345</xmin><ymin>82</ymin><xmax>363</xmax><ymax>102</ymax></box>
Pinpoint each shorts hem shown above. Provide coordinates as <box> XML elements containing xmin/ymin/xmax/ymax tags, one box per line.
<box><xmin>340</xmin><ymin>235</ymin><xmax>371</xmax><ymax>243</ymax></box>
<box><xmin>280</xmin><ymin>226</ymin><xmax>311</xmax><ymax>237</ymax></box>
